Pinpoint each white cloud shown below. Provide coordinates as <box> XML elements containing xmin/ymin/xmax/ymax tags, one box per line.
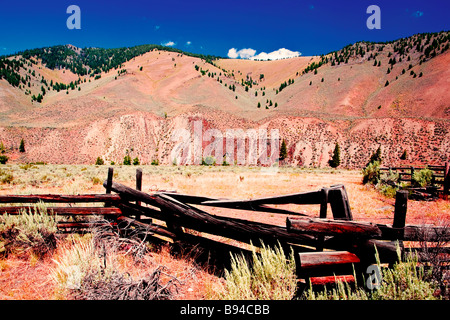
<box><xmin>237</xmin><ymin>48</ymin><xmax>257</xmax><ymax>59</ymax></box>
<box><xmin>251</xmin><ymin>48</ymin><xmax>301</xmax><ymax>61</ymax></box>
<box><xmin>162</xmin><ymin>41</ymin><xmax>175</xmax><ymax>47</ymax></box>
<box><xmin>227</xmin><ymin>48</ymin><xmax>239</xmax><ymax>58</ymax></box>
<box><xmin>227</xmin><ymin>48</ymin><xmax>256</xmax><ymax>59</ymax></box>
<box><xmin>186</xmin><ymin>41</ymin><xmax>192</xmax><ymax>46</ymax></box>
<box><xmin>227</xmin><ymin>47</ymin><xmax>301</xmax><ymax>60</ymax></box>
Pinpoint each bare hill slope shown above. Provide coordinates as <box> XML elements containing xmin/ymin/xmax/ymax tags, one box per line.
<box><xmin>0</xmin><ymin>32</ymin><xmax>449</xmax><ymax>167</ymax></box>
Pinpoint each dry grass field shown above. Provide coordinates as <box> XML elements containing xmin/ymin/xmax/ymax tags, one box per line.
<box><xmin>0</xmin><ymin>164</ymin><xmax>449</xmax><ymax>299</ymax></box>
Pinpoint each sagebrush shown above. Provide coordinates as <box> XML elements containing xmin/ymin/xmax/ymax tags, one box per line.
<box><xmin>217</xmin><ymin>242</ymin><xmax>297</xmax><ymax>300</ymax></box>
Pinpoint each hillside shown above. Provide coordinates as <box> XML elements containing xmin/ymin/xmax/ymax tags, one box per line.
<box><xmin>0</xmin><ymin>32</ymin><xmax>449</xmax><ymax>167</ymax></box>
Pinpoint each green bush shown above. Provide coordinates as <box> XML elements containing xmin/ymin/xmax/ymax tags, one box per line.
<box><xmin>0</xmin><ymin>155</ymin><xmax>8</xmax><ymax>164</ymax></box>
<box><xmin>0</xmin><ymin>173</ymin><xmax>13</xmax><ymax>184</ymax></box>
<box><xmin>370</xmin><ymin>252</ymin><xmax>437</xmax><ymax>300</ymax></box>
<box><xmin>362</xmin><ymin>161</ymin><xmax>380</xmax><ymax>185</ymax></box>
<box><xmin>379</xmin><ymin>169</ymin><xmax>399</xmax><ymax>186</ymax></box>
<box><xmin>95</xmin><ymin>157</ymin><xmax>104</xmax><ymax>165</ymax></box>
<box><xmin>412</xmin><ymin>168</ymin><xmax>434</xmax><ymax>187</ymax></box>
<box><xmin>217</xmin><ymin>242</ymin><xmax>297</xmax><ymax>300</ymax></box>
<box><xmin>123</xmin><ymin>154</ymin><xmax>131</xmax><ymax>165</ymax></box>
<box><xmin>202</xmin><ymin>156</ymin><xmax>216</xmax><ymax>166</ymax></box>
<box><xmin>377</xmin><ymin>169</ymin><xmax>399</xmax><ymax>197</ymax></box>
<box><xmin>377</xmin><ymin>184</ymin><xmax>398</xmax><ymax>198</ymax></box>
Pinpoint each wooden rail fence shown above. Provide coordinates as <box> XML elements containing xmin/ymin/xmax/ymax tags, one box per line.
<box><xmin>0</xmin><ymin>167</ymin><xmax>448</xmax><ymax>288</ymax></box>
<box><xmin>380</xmin><ymin>161</ymin><xmax>450</xmax><ymax>200</ymax></box>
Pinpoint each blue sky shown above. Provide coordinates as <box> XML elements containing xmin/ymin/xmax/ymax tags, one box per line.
<box><xmin>0</xmin><ymin>0</ymin><xmax>449</xmax><ymax>58</ymax></box>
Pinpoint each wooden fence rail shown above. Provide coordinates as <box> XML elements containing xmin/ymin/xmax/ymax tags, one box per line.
<box><xmin>379</xmin><ymin>161</ymin><xmax>450</xmax><ymax>199</ymax></box>
<box><xmin>0</xmin><ymin>167</ymin><xmax>448</xmax><ymax>288</ymax></box>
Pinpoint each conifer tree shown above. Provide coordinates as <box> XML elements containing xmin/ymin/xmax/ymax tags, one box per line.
<box><xmin>328</xmin><ymin>142</ymin><xmax>341</xmax><ymax>168</ymax></box>
<box><xmin>279</xmin><ymin>139</ymin><xmax>287</xmax><ymax>161</ymax></box>
<box><xmin>19</xmin><ymin>138</ymin><xmax>25</xmax><ymax>153</ymax></box>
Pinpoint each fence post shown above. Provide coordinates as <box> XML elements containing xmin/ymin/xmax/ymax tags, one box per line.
<box><xmin>316</xmin><ymin>188</ymin><xmax>329</xmax><ymax>252</ymax></box>
<box><xmin>319</xmin><ymin>187</ymin><xmax>329</xmax><ymax>219</ymax></box>
<box><xmin>104</xmin><ymin>167</ymin><xmax>114</xmax><ymax>207</ymax></box>
<box><xmin>136</xmin><ymin>168</ymin><xmax>142</xmax><ymax>205</ymax></box>
<box><xmin>444</xmin><ymin>162</ymin><xmax>449</xmax><ymax>200</ymax></box>
<box><xmin>393</xmin><ymin>190</ymin><xmax>408</xmax><ymax>240</ymax></box>
<box><xmin>328</xmin><ymin>184</ymin><xmax>353</xmax><ymax>221</ymax></box>
<box><xmin>136</xmin><ymin>168</ymin><xmax>143</xmax><ymax>221</ymax></box>
<box><xmin>410</xmin><ymin>166</ymin><xmax>415</xmax><ymax>185</ymax></box>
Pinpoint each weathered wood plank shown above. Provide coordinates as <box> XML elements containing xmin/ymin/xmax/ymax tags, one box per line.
<box><xmin>0</xmin><ymin>194</ymin><xmax>121</xmax><ymax>203</ymax></box>
<box><xmin>0</xmin><ymin>206</ymin><xmax>122</xmax><ymax>216</ymax></box>
<box><xmin>286</xmin><ymin>217</ymin><xmax>382</xmax><ymax>238</ymax></box>
<box><xmin>157</xmin><ymin>192</ymin><xmax>219</xmax><ymax>205</ymax></box>
<box><xmin>161</xmin><ymin>192</ymin><xmax>317</xmax><ymax>215</ymax></box>
<box><xmin>103</xmin><ymin>180</ymin><xmax>160</xmax><ymax>207</ymax></box>
<box><xmin>200</xmin><ymin>190</ymin><xmax>323</xmax><ymax>207</ymax></box>
<box><xmin>308</xmin><ymin>275</ymin><xmax>356</xmax><ymax>286</ymax></box>
<box><xmin>104</xmin><ymin>181</ymin><xmax>317</xmax><ymax>247</ymax></box>
<box><xmin>298</xmin><ymin>251</ymin><xmax>360</xmax><ymax>269</ymax></box>
<box><xmin>154</xmin><ymin>192</ymin><xmax>318</xmax><ymax>247</ymax></box>
<box><xmin>117</xmin><ymin>202</ymin><xmax>166</xmax><ymax>221</ymax></box>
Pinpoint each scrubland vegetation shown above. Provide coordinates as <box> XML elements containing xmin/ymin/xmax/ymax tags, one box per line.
<box><xmin>0</xmin><ymin>164</ymin><xmax>448</xmax><ymax>300</ymax></box>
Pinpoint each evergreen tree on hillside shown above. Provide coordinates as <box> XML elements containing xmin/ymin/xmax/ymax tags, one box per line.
<box><xmin>19</xmin><ymin>138</ymin><xmax>25</xmax><ymax>153</ymax></box>
<box><xmin>279</xmin><ymin>139</ymin><xmax>287</xmax><ymax>161</ymax></box>
<box><xmin>328</xmin><ymin>142</ymin><xmax>341</xmax><ymax>168</ymax></box>
<box><xmin>367</xmin><ymin>146</ymin><xmax>382</xmax><ymax>167</ymax></box>
<box><xmin>400</xmin><ymin>149</ymin><xmax>408</xmax><ymax>160</ymax></box>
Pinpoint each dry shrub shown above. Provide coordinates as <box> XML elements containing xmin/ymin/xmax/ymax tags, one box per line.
<box><xmin>216</xmin><ymin>242</ymin><xmax>297</xmax><ymax>300</ymax></box>
<box><xmin>0</xmin><ymin>202</ymin><xmax>57</xmax><ymax>259</ymax></box>
<box><xmin>51</xmin><ymin>220</ymin><xmax>181</xmax><ymax>300</ymax></box>
<box><xmin>73</xmin><ymin>265</ymin><xmax>179</xmax><ymax>300</ymax></box>
<box><xmin>416</xmin><ymin>221</ymin><xmax>450</xmax><ymax>299</ymax></box>
<box><xmin>305</xmin><ymin>245</ymin><xmax>439</xmax><ymax>300</ymax></box>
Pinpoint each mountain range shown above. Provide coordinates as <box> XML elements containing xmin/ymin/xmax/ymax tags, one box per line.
<box><xmin>0</xmin><ymin>31</ymin><xmax>449</xmax><ymax>168</ymax></box>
